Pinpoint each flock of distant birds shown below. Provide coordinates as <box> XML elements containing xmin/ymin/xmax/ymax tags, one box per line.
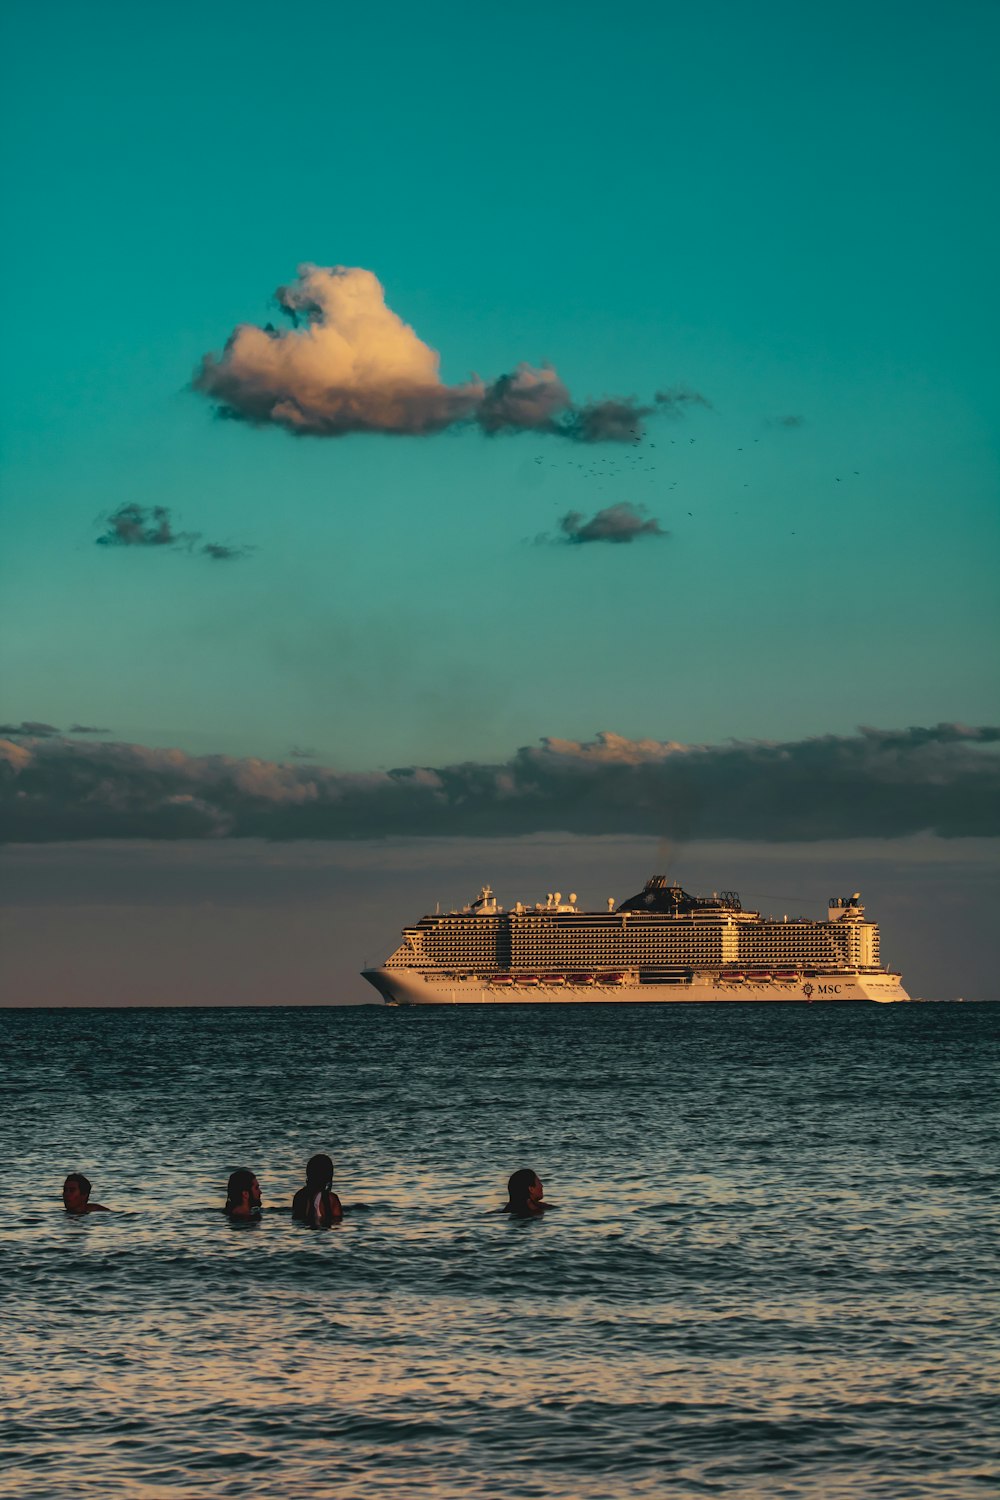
<box><xmin>94</xmin><ymin>426</ymin><xmax>867</xmax><ymax>559</ymax></box>
<box><xmin>530</xmin><ymin>433</ymin><xmax>863</xmax><ymax>538</ymax></box>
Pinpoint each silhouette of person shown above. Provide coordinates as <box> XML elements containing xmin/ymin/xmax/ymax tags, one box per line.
<box><xmin>224</xmin><ymin>1168</ymin><xmax>262</xmax><ymax>1219</ymax></box>
<box><xmin>503</xmin><ymin>1168</ymin><xmax>548</xmax><ymax>1217</ymax></box>
<box><xmin>62</xmin><ymin>1173</ymin><xmax>109</xmax><ymax>1214</ymax></box>
<box><xmin>292</xmin><ymin>1154</ymin><xmax>343</xmax><ymax>1227</ymax></box>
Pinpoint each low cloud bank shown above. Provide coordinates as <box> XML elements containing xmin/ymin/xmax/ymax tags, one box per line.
<box><xmin>194</xmin><ymin>265</ymin><xmax>703</xmax><ymax>444</ymax></box>
<box><xmin>1</xmin><ymin>725</ymin><xmax>996</xmax><ymax>844</ymax></box>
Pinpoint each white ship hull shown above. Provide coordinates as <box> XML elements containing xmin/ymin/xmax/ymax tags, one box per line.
<box><xmin>363</xmin><ymin>968</ymin><xmax>910</xmax><ymax>1006</ymax></box>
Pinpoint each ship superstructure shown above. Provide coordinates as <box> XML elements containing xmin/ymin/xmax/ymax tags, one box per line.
<box><xmin>362</xmin><ymin>877</ymin><xmax>909</xmax><ymax>1004</ymax></box>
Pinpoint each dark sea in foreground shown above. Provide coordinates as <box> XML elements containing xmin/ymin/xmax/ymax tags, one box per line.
<box><xmin>2</xmin><ymin>1004</ymin><xmax>997</xmax><ymax>1500</ymax></box>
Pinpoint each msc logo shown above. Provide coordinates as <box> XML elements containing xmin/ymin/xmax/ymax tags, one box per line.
<box><xmin>802</xmin><ymin>983</ymin><xmax>813</xmax><ymax>999</ymax></box>
<box><xmin>816</xmin><ymin>984</ymin><xmax>842</xmax><ymax>995</ymax></box>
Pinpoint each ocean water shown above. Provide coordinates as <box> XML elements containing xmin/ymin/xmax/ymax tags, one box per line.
<box><xmin>1</xmin><ymin>1004</ymin><xmax>997</xmax><ymax>1500</ymax></box>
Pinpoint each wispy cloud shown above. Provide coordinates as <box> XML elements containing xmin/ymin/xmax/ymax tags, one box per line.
<box><xmin>556</xmin><ymin>502</ymin><xmax>668</xmax><ymax>545</ymax></box>
<box><xmin>193</xmin><ymin>264</ymin><xmax>693</xmax><ymax>445</ymax></box>
<box><xmin>200</xmin><ymin>542</ymin><xmax>252</xmax><ymax>561</ymax></box>
<box><xmin>558</xmin><ymin>399</ymin><xmax>654</xmax><ymax>443</ymax></box>
<box><xmin>96</xmin><ymin>504</ymin><xmax>185</xmax><ymax>549</ymax></box>
<box><xmin>0</xmin><ymin>720</ymin><xmax>61</xmax><ymax>738</ymax></box>
<box><xmin>96</xmin><ymin>504</ymin><xmax>252</xmax><ymax>561</ymax></box>
<box><xmin>0</xmin><ymin>721</ymin><xmax>110</xmax><ymax>739</ymax></box>
<box><xmin>654</xmin><ymin>387</ymin><xmax>713</xmax><ymax>416</ymax></box>
<box><xmin>2</xmin><ymin>725</ymin><xmax>996</xmax><ymax>843</ymax></box>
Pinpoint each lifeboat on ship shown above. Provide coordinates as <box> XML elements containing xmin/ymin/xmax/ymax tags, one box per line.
<box><xmin>568</xmin><ymin>973</ymin><xmax>596</xmax><ymax>985</ymax></box>
<box><xmin>490</xmin><ymin>974</ymin><xmax>514</xmax><ymax>986</ymax></box>
<box><xmin>725</xmin><ymin>972</ymin><xmax>746</xmax><ymax>983</ymax></box>
<box><xmin>540</xmin><ymin>974</ymin><xmax>566</xmax><ymax>986</ymax></box>
<box><xmin>602</xmin><ymin>973</ymin><xmax>627</xmax><ymax>985</ymax></box>
<box><xmin>773</xmin><ymin>971</ymin><xmax>797</xmax><ymax>982</ymax></box>
<box><xmin>747</xmin><ymin>971</ymin><xmax>772</xmax><ymax>983</ymax></box>
<box><xmin>513</xmin><ymin>975</ymin><xmax>539</xmax><ymax>986</ymax></box>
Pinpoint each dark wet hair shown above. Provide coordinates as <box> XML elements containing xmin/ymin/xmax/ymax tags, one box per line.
<box><xmin>507</xmin><ymin>1168</ymin><xmax>539</xmax><ymax>1206</ymax></box>
<box><xmin>63</xmin><ymin>1173</ymin><xmax>91</xmax><ymax>1197</ymax></box>
<box><xmin>306</xmin><ymin>1154</ymin><xmax>334</xmax><ymax>1191</ymax></box>
<box><xmin>226</xmin><ymin>1168</ymin><xmax>257</xmax><ymax>1207</ymax></box>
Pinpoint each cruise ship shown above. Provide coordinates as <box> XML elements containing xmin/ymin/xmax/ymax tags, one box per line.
<box><xmin>362</xmin><ymin>876</ymin><xmax>910</xmax><ymax>1004</ymax></box>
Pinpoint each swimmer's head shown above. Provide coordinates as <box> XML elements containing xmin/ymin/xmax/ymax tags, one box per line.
<box><xmin>225</xmin><ymin>1168</ymin><xmax>261</xmax><ymax>1212</ymax></box>
<box><xmin>62</xmin><ymin>1173</ymin><xmax>92</xmax><ymax>1213</ymax></box>
<box><xmin>507</xmin><ymin>1168</ymin><xmax>543</xmax><ymax>1207</ymax></box>
<box><xmin>305</xmin><ymin>1154</ymin><xmax>334</xmax><ymax>1192</ymax></box>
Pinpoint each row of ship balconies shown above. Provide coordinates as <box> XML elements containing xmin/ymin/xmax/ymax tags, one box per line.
<box><xmin>398</xmin><ymin>941</ymin><xmax>865</xmax><ymax>967</ymax></box>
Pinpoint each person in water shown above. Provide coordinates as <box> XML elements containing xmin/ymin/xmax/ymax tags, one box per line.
<box><xmin>503</xmin><ymin>1168</ymin><xmax>548</xmax><ymax>1217</ymax></box>
<box><xmin>62</xmin><ymin>1173</ymin><xmax>109</xmax><ymax>1214</ymax></box>
<box><xmin>224</xmin><ymin>1168</ymin><xmax>263</xmax><ymax>1219</ymax></box>
<box><xmin>292</xmin><ymin>1154</ymin><xmax>343</xmax><ymax>1227</ymax></box>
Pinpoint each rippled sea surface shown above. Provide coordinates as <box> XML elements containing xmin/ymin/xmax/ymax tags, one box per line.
<box><xmin>2</xmin><ymin>1004</ymin><xmax>997</xmax><ymax>1499</ymax></box>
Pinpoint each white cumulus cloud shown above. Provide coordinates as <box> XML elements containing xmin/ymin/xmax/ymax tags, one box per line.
<box><xmin>194</xmin><ymin>264</ymin><xmax>663</xmax><ymax>443</ymax></box>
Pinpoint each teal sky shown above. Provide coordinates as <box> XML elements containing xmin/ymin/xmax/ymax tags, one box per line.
<box><xmin>2</xmin><ymin>2</ymin><xmax>999</xmax><ymax>1005</ymax></box>
<box><xmin>2</xmin><ymin>0</ymin><xmax>997</xmax><ymax>770</ymax></box>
